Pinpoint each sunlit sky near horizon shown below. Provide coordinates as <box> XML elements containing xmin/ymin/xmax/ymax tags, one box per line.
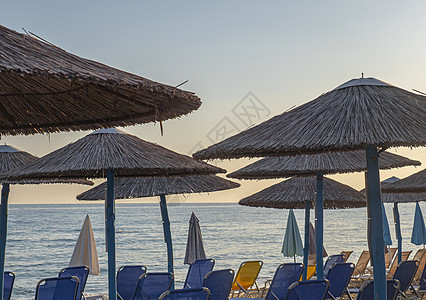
<box><xmin>1</xmin><ymin>1</ymin><xmax>425</xmax><ymax>204</ymax></box>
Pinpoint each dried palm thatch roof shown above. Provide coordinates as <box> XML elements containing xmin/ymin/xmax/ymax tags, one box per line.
<box><xmin>194</xmin><ymin>77</ymin><xmax>426</xmax><ymax>160</ymax></box>
<box><xmin>360</xmin><ymin>176</ymin><xmax>426</xmax><ymax>203</ymax></box>
<box><xmin>0</xmin><ymin>144</ymin><xmax>92</xmax><ymax>185</ymax></box>
<box><xmin>1</xmin><ymin>128</ymin><xmax>225</xmax><ymax>181</ymax></box>
<box><xmin>239</xmin><ymin>177</ymin><xmax>366</xmax><ymax>209</ymax></box>
<box><xmin>76</xmin><ymin>175</ymin><xmax>240</xmax><ymax>200</ymax></box>
<box><xmin>381</xmin><ymin>169</ymin><xmax>426</xmax><ymax>193</ymax></box>
<box><xmin>0</xmin><ymin>25</ymin><xmax>201</xmax><ymax>135</ymax></box>
<box><xmin>228</xmin><ymin>150</ymin><xmax>420</xmax><ymax>179</ymax></box>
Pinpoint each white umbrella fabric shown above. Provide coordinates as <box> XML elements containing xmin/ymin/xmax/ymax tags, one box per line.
<box><xmin>69</xmin><ymin>214</ymin><xmax>100</xmax><ymax>275</ymax></box>
<box><xmin>184</xmin><ymin>212</ymin><xmax>206</xmax><ymax>264</ymax></box>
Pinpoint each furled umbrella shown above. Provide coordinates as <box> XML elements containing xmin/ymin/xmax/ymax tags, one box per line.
<box><xmin>195</xmin><ymin>76</ymin><xmax>425</xmax><ymax>299</ymax></box>
<box><xmin>77</xmin><ymin>174</ymin><xmax>239</xmax><ymax>285</ymax></box>
<box><xmin>228</xmin><ymin>150</ymin><xmax>419</xmax><ymax>279</ymax></box>
<box><xmin>0</xmin><ymin>25</ymin><xmax>201</xmax><ymax>135</ymax></box>
<box><xmin>238</xmin><ymin>176</ymin><xmax>365</xmax><ymax>278</ymax></box>
<box><xmin>411</xmin><ymin>203</ymin><xmax>426</xmax><ymax>247</ymax></box>
<box><xmin>281</xmin><ymin>209</ymin><xmax>304</xmax><ymax>262</ymax></box>
<box><xmin>308</xmin><ymin>221</ymin><xmax>327</xmax><ymax>258</ymax></box>
<box><xmin>0</xmin><ymin>144</ymin><xmax>93</xmax><ymax>299</ymax></box>
<box><xmin>376</xmin><ymin>175</ymin><xmax>426</xmax><ymax>263</ymax></box>
<box><xmin>69</xmin><ymin>214</ymin><xmax>100</xmax><ymax>275</ymax></box>
<box><xmin>382</xmin><ymin>205</ymin><xmax>392</xmax><ymax>246</ymax></box>
<box><xmin>184</xmin><ymin>212</ymin><xmax>207</xmax><ymax>265</ymax></box>
<box><xmin>2</xmin><ymin>128</ymin><xmax>225</xmax><ymax>300</ymax></box>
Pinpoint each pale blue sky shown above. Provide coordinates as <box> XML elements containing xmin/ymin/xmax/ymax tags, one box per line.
<box><xmin>1</xmin><ymin>1</ymin><xmax>425</xmax><ymax>203</ymax></box>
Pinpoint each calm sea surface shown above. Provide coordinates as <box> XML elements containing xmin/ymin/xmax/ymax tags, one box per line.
<box><xmin>6</xmin><ymin>202</ymin><xmax>426</xmax><ymax>299</ymax></box>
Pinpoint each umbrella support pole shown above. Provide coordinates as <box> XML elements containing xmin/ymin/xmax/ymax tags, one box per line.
<box><xmin>366</xmin><ymin>145</ymin><xmax>386</xmax><ymax>300</ymax></box>
<box><xmin>393</xmin><ymin>203</ymin><xmax>402</xmax><ymax>263</ymax></box>
<box><xmin>106</xmin><ymin>170</ymin><xmax>117</xmax><ymax>300</ymax></box>
<box><xmin>159</xmin><ymin>195</ymin><xmax>174</xmax><ymax>289</ymax></box>
<box><xmin>315</xmin><ymin>171</ymin><xmax>324</xmax><ymax>280</ymax></box>
<box><xmin>0</xmin><ymin>183</ymin><xmax>10</xmax><ymax>300</ymax></box>
<box><xmin>302</xmin><ymin>201</ymin><xmax>310</xmax><ymax>280</ymax></box>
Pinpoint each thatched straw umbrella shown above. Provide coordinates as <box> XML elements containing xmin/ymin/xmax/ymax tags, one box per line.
<box><xmin>0</xmin><ymin>144</ymin><xmax>93</xmax><ymax>297</ymax></box>
<box><xmin>194</xmin><ymin>76</ymin><xmax>426</xmax><ymax>299</ymax></box>
<box><xmin>228</xmin><ymin>150</ymin><xmax>419</xmax><ymax>279</ymax></box>
<box><xmin>372</xmin><ymin>175</ymin><xmax>426</xmax><ymax>263</ymax></box>
<box><xmin>76</xmin><ymin>174</ymin><xmax>239</xmax><ymax>285</ymax></box>
<box><xmin>381</xmin><ymin>169</ymin><xmax>426</xmax><ymax>194</ymax></box>
<box><xmin>0</xmin><ymin>25</ymin><xmax>201</xmax><ymax>136</ymax></box>
<box><xmin>1</xmin><ymin>128</ymin><xmax>224</xmax><ymax>299</ymax></box>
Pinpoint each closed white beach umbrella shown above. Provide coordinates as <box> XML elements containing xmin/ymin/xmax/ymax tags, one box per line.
<box><xmin>70</xmin><ymin>214</ymin><xmax>100</xmax><ymax>275</ymax></box>
<box><xmin>184</xmin><ymin>212</ymin><xmax>206</xmax><ymax>264</ymax></box>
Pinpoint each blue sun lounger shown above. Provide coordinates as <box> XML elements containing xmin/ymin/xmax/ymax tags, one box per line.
<box><xmin>203</xmin><ymin>269</ymin><xmax>234</xmax><ymax>300</ymax></box>
<box><xmin>132</xmin><ymin>272</ymin><xmax>174</xmax><ymax>300</ymax></box>
<box><xmin>285</xmin><ymin>280</ymin><xmax>330</xmax><ymax>300</ymax></box>
<box><xmin>184</xmin><ymin>259</ymin><xmax>215</xmax><ymax>289</ymax></box>
<box><xmin>117</xmin><ymin>265</ymin><xmax>148</xmax><ymax>300</ymax></box>
<box><xmin>3</xmin><ymin>271</ymin><xmax>15</xmax><ymax>300</ymax></box>
<box><xmin>160</xmin><ymin>288</ymin><xmax>211</xmax><ymax>300</ymax></box>
<box><xmin>35</xmin><ymin>276</ymin><xmax>79</xmax><ymax>300</ymax></box>
<box><xmin>325</xmin><ymin>263</ymin><xmax>354</xmax><ymax>299</ymax></box>
<box><xmin>59</xmin><ymin>266</ymin><xmax>90</xmax><ymax>300</ymax></box>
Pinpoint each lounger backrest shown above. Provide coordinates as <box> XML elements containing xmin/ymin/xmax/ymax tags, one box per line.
<box><xmin>35</xmin><ymin>276</ymin><xmax>79</xmax><ymax>300</ymax></box>
<box><xmin>323</xmin><ymin>254</ymin><xmax>345</xmax><ymax>277</ymax></box>
<box><xmin>413</xmin><ymin>249</ymin><xmax>426</xmax><ymax>278</ymax></box>
<box><xmin>159</xmin><ymin>288</ymin><xmax>211</xmax><ymax>300</ymax></box>
<box><xmin>326</xmin><ymin>263</ymin><xmax>354</xmax><ymax>299</ymax></box>
<box><xmin>393</xmin><ymin>260</ymin><xmax>419</xmax><ymax>293</ymax></box>
<box><xmin>285</xmin><ymin>280</ymin><xmax>330</xmax><ymax>300</ymax></box>
<box><xmin>203</xmin><ymin>269</ymin><xmax>234</xmax><ymax>300</ymax></box>
<box><xmin>356</xmin><ymin>279</ymin><xmax>400</xmax><ymax>300</ymax></box>
<box><xmin>184</xmin><ymin>259</ymin><xmax>215</xmax><ymax>289</ymax></box>
<box><xmin>3</xmin><ymin>272</ymin><xmax>15</xmax><ymax>300</ymax></box>
<box><xmin>340</xmin><ymin>251</ymin><xmax>353</xmax><ymax>262</ymax></box>
<box><xmin>132</xmin><ymin>272</ymin><xmax>174</xmax><ymax>300</ymax></box>
<box><xmin>59</xmin><ymin>266</ymin><xmax>90</xmax><ymax>300</ymax></box>
<box><xmin>388</xmin><ymin>250</ymin><xmax>412</xmax><ymax>276</ymax></box>
<box><xmin>265</xmin><ymin>263</ymin><xmax>303</xmax><ymax>300</ymax></box>
<box><xmin>385</xmin><ymin>248</ymin><xmax>397</xmax><ymax>268</ymax></box>
<box><xmin>353</xmin><ymin>251</ymin><xmax>370</xmax><ymax>276</ymax></box>
<box><xmin>231</xmin><ymin>260</ymin><xmax>263</xmax><ymax>291</ymax></box>
<box><xmin>419</xmin><ymin>264</ymin><xmax>426</xmax><ymax>291</ymax></box>
<box><xmin>117</xmin><ymin>265</ymin><xmax>148</xmax><ymax>300</ymax></box>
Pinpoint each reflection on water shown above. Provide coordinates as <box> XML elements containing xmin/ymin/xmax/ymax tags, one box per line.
<box><xmin>6</xmin><ymin>202</ymin><xmax>425</xmax><ymax>299</ymax></box>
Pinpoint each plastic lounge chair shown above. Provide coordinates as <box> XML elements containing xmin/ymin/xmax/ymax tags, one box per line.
<box><xmin>340</xmin><ymin>251</ymin><xmax>353</xmax><ymax>262</ymax></box>
<box><xmin>354</xmin><ymin>279</ymin><xmax>400</xmax><ymax>300</ymax></box>
<box><xmin>284</xmin><ymin>279</ymin><xmax>330</xmax><ymax>300</ymax></box>
<box><xmin>203</xmin><ymin>269</ymin><xmax>234</xmax><ymax>300</ymax></box>
<box><xmin>351</xmin><ymin>251</ymin><xmax>370</xmax><ymax>277</ymax></box>
<box><xmin>159</xmin><ymin>288</ymin><xmax>211</xmax><ymax>300</ymax></box>
<box><xmin>392</xmin><ymin>260</ymin><xmax>419</xmax><ymax>298</ymax></box>
<box><xmin>262</xmin><ymin>263</ymin><xmax>304</xmax><ymax>300</ymax></box>
<box><xmin>132</xmin><ymin>272</ymin><xmax>174</xmax><ymax>300</ymax></box>
<box><xmin>387</xmin><ymin>250</ymin><xmax>411</xmax><ymax>277</ymax></box>
<box><xmin>323</xmin><ymin>255</ymin><xmax>345</xmax><ymax>278</ymax></box>
<box><xmin>184</xmin><ymin>259</ymin><xmax>215</xmax><ymax>289</ymax></box>
<box><xmin>117</xmin><ymin>265</ymin><xmax>148</xmax><ymax>300</ymax></box>
<box><xmin>325</xmin><ymin>263</ymin><xmax>354</xmax><ymax>299</ymax></box>
<box><xmin>59</xmin><ymin>265</ymin><xmax>90</xmax><ymax>300</ymax></box>
<box><xmin>230</xmin><ymin>261</ymin><xmax>263</xmax><ymax>297</ymax></box>
<box><xmin>35</xmin><ymin>276</ymin><xmax>79</xmax><ymax>300</ymax></box>
<box><xmin>412</xmin><ymin>263</ymin><xmax>426</xmax><ymax>297</ymax></box>
<box><xmin>299</xmin><ymin>265</ymin><xmax>316</xmax><ymax>281</ymax></box>
<box><xmin>3</xmin><ymin>271</ymin><xmax>15</xmax><ymax>300</ymax></box>
<box><xmin>412</xmin><ymin>248</ymin><xmax>426</xmax><ymax>280</ymax></box>
<box><xmin>385</xmin><ymin>248</ymin><xmax>397</xmax><ymax>269</ymax></box>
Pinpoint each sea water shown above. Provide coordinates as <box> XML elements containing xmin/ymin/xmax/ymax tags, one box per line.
<box><xmin>6</xmin><ymin>202</ymin><xmax>426</xmax><ymax>299</ymax></box>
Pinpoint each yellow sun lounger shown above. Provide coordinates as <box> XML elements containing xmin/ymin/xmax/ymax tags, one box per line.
<box><xmin>230</xmin><ymin>260</ymin><xmax>263</xmax><ymax>297</ymax></box>
<box><xmin>299</xmin><ymin>265</ymin><xmax>316</xmax><ymax>281</ymax></box>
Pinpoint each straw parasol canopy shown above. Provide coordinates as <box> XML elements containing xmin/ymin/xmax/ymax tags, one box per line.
<box><xmin>2</xmin><ymin>128</ymin><xmax>225</xmax><ymax>181</ymax></box>
<box><xmin>0</xmin><ymin>144</ymin><xmax>92</xmax><ymax>185</ymax></box>
<box><xmin>194</xmin><ymin>77</ymin><xmax>426</xmax><ymax>160</ymax></box>
<box><xmin>76</xmin><ymin>175</ymin><xmax>240</xmax><ymax>200</ymax></box>
<box><xmin>239</xmin><ymin>177</ymin><xmax>366</xmax><ymax>209</ymax></box>
<box><xmin>381</xmin><ymin>169</ymin><xmax>426</xmax><ymax>193</ymax></box>
<box><xmin>360</xmin><ymin>176</ymin><xmax>426</xmax><ymax>203</ymax></box>
<box><xmin>0</xmin><ymin>25</ymin><xmax>201</xmax><ymax>135</ymax></box>
<box><xmin>227</xmin><ymin>150</ymin><xmax>421</xmax><ymax>180</ymax></box>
